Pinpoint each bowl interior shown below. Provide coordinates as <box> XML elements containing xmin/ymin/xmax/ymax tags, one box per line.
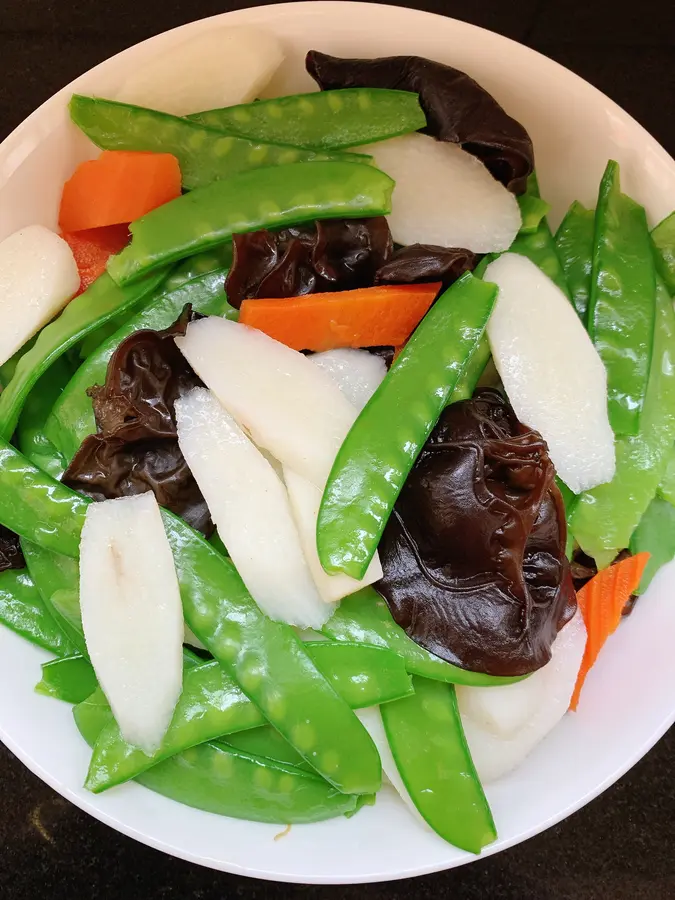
<box><xmin>0</xmin><ymin>1</ymin><xmax>674</xmax><ymax>884</ymax></box>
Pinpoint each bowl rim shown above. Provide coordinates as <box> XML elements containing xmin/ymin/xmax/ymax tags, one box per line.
<box><xmin>1</xmin><ymin>2</ymin><xmax>674</xmax><ymax>883</ymax></box>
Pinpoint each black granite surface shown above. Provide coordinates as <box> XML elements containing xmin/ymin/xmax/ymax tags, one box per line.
<box><xmin>1</xmin><ymin>1</ymin><xmax>675</xmax><ymax>896</ymax></box>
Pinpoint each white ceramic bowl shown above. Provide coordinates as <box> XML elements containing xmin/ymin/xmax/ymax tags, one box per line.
<box><xmin>1</xmin><ymin>2</ymin><xmax>674</xmax><ymax>884</ymax></box>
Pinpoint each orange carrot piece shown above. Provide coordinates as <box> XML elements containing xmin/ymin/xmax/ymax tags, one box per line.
<box><xmin>239</xmin><ymin>283</ymin><xmax>442</xmax><ymax>352</ymax></box>
<box><xmin>569</xmin><ymin>551</ymin><xmax>650</xmax><ymax>710</ymax></box>
<box><xmin>59</xmin><ymin>151</ymin><xmax>181</xmax><ymax>233</ymax></box>
<box><xmin>61</xmin><ymin>224</ymin><xmax>130</xmax><ymax>294</ymax></box>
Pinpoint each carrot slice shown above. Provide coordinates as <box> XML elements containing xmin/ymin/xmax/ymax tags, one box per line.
<box><xmin>569</xmin><ymin>551</ymin><xmax>650</xmax><ymax>710</ymax></box>
<box><xmin>61</xmin><ymin>224</ymin><xmax>130</xmax><ymax>294</ymax></box>
<box><xmin>59</xmin><ymin>151</ymin><xmax>181</xmax><ymax>233</ymax></box>
<box><xmin>239</xmin><ymin>283</ymin><xmax>442</xmax><ymax>352</ymax></box>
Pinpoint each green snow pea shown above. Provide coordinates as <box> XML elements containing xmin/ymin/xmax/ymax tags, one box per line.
<box><xmin>36</xmin><ymin>655</ymin><xmax>98</xmax><ymax>704</ymax></box>
<box><xmin>517</xmin><ymin>172</ymin><xmax>551</xmax><ymax>234</ymax></box>
<box><xmin>0</xmin><ymin>568</ymin><xmax>77</xmax><ymax>656</ymax></box>
<box><xmin>0</xmin><ymin>447</ymin><xmax>381</xmax><ymax>795</ymax></box>
<box><xmin>510</xmin><ymin>204</ymin><xmax>571</xmax><ymax>297</ymax></box>
<box><xmin>0</xmin><ymin>269</ymin><xmax>167</xmax><ymax>439</ymax></box>
<box><xmin>657</xmin><ymin>446</ymin><xmax>675</xmax><ymax>505</ymax></box>
<box><xmin>163</xmin><ymin>510</ymin><xmax>382</xmax><ymax>795</ymax></box>
<box><xmin>222</xmin><ymin>727</ymin><xmax>308</xmax><ymax>770</ymax></box>
<box><xmin>70</xmin><ymin>95</ymin><xmax>367</xmax><ymax>192</ymax></box>
<box><xmin>588</xmin><ymin>160</ymin><xmax>656</xmax><ymax>435</ymax></box>
<box><xmin>629</xmin><ymin>497</ymin><xmax>675</xmax><ymax>595</ymax></box>
<box><xmin>555</xmin><ymin>200</ymin><xmax>595</xmax><ymax>323</ymax></box>
<box><xmin>15</xmin><ymin>356</ymin><xmax>73</xmax><ymax>479</ymax></box>
<box><xmin>21</xmin><ymin>541</ymin><xmax>86</xmax><ymax>657</ymax></box>
<box><xmin>0</xmin><ymin>442</ymin><xmax>88</xmax><ymax>557</ymax></box>
<box><xmin>571</xmin><ymin>277</ymin><xmax>675</xmax><ymax>562</ymax></box>
<box><xmin>86</xmin><ymin>642</ymin><xmax>410</xmax><ymax>792</ymax></box>
<box><xmin>74</xmin><ymin>696</ymin><xmax>364</xmax><ymax>824</ymax></box>
<box><xmin>45</xmin><ymin>246</ymin><xmax>235</xmax><ymax>462</ymax></box>
<box><xmin>190</xmin><ymin>89</ymin><xmax>426</xmax><ymax>151</ymax></box>
<box><xmin>108</xmin><ymin>161</ymin><xmax>394</xmax><ymax>285</ymax></box>
<box><xmin>652</xmin><ymin>211</ymin><xmax>675</xmax><ymax>295</ymax></box>
<box><xmin>381</xmin><ymin>676</ymin><xmax>496</xmax><ymax>853</ymax></box>
<box><xmin>322</xmin><ymin>589</ymin><xmax>524</xmax><ymax>687</ymax></box>
<box><xmin>317</xmin><ymin>272</ymin><xmax>497</xmax><ymax>579</ymax></box>
<box><xmin>556</xmin><ymin>477</ymin><xmax>577</xmax><ymax>560</ymax></box>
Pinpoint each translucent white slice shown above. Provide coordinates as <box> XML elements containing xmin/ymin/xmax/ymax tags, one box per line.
<box><xmin>355</xmin><ymin>707</ymin><xmax>431</xmax><ymax>832</ymax></box>
<box><xmin>363</xmin><ymin>133</ymin><xmax>521</xmax><ymax>253</ymax></box>
<box><xmin>485</xmin><ymin>253</ymin><xmax>615</xmax><ymax>493</ymax></box>
<box><xmin>0</xmin><ymin>225</ymin><xmax>79</xmax><ymax>366</ymax></box>
<box><xmin>457</xmin><ymin>608</ymin><xmax>587</xmax><ymax>783</ymax></box>
<box><xmin>175</xmin><ymin>318</ymin><xmax>357</xmax><ymax>489</ymax></box>
<box><xmin>114</xmin><ymin>27</ymin><xmax>284</xmax><ymax>116</ymax></box>
<box><xmin>284</xmin><ymin>467</ymin><xmax>383</xmax><ymax>604</ymax></box>
<box><xmin>79</xmin><ymin>493</ymin><xmax>184</xmax><ymax>755</ymax></box>
<box><xmin>310</xmin><ymin>349</ymin><xmax>387</xmax><ymax>412</ymax></box>
<box><xmin>175</xmin><ymin>387</ymin><xmax>329</xmax><ymax>629</ymax></box>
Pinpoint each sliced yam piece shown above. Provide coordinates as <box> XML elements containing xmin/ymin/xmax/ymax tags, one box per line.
<box><xmin>175</xmin><ymin>387</ymin><xmax>329</xmax><ymax>629</ymax></box>
<box><xmin>284</xmin><ymin>467</ymin><xmax>383</xmax><ymax>604</ymax></box>
<box><xmin>79</xmin><ymin>493</ymin><xmax>184</xmax><ymax>754</ymax></box>
<box><xmin>310</xmin><ymin>348</ymin><xmax>387</xmax><ymax>411</ymax></box>
<box><xmin>0</xmin><ymin>226</ymin><xmax>80</xmax><ymax>367</ymax></box>
<box><xmin>363</xmin><ymin>133</ymin><xmax>521</xmax><ymax>253</ymax></box>
<box><xmin>485</xmin><ymin>253</ymin><xmax>615</xmax><ymax>494</ymax></box>
<box><xmin>175</xmin><ymin>317</ymin><xmax>357</xmax><ymax>489</ymax></box>
<box><xmin>59</xmin><ymin>151</ymin><xmax>182</xmax><ymax>232</ymax></box>
<box><xmin>457</xmin><ymin>608</ymin><xmax>587</xmax><ymax>783</ymax></box>
<box><xmin>114</xmin><ymin>26</ymin><xmax>284</xmax><ymax>116</ymax></box>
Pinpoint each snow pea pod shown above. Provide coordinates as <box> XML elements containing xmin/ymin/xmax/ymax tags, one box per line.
<box><xmin>162</xmin><ymin>509</ymin><xmax>382</xmax><ymax>796</ymax></box>
<box><xmin>74</xmin><ymin>695</ymin><xmax>364</xmax><ymax>824</ymax></box>
<box><xmin>652</xmin><ymin>211</ymin><xmax>675</xmax><ymax>295</ymax></box>
<box><xmin>381</xmin><ymin>676</ymin><xmax>496</xmax><ymax>853</ymax></box>
<box><xmin>322</xmin><ymin>589</ymin><xmax>524</xmax><ymax>687</ymax></box>
<box><xmin>45</xmin><ymin>246</ymin><xmax>235</xmax><ymax>462</ymax></box>
<box><xmin>15</xmin><ymin>356</ymin><xmax>73</xmax><ymax>479</ymax></box>
<box><xmin>0</xmin><ymin>269</ymin><xmax>167</xmax><ymax>439</ymax></box>
<box><xmin>657</xmin><ymin>446</ymin><xmax>675</xmax><ymax>505</ymax></box>
<box><xmin>0</xmin><ymin>442</ymin><xmax>87</xmax><ymax>557</ymax></box>
<box><xmin>70</xmin><ymin>95</ymin><xmax>365</xmax><ymax>192</ymax></box>
<box><xmin>571</xmin><ymin>277</ymin><xmax>675</xmax><ymax>562</ymax></box>
<box><xmin>510</xmin><ymin>206</ymin><xmax>571</xmax><ymax>297</ymax></box>
<box><xmin>317</xmin><ymin>272</ymin><xmax>497</xmax><ymax>579</ymax></box>
<box><xmin>555</xmin><ymin>200</ymin><xmax>595</xmax><ymax>323</ymax></box>
<box><xmin>629</xmin><ymin>497</ymin><xmax>675</xmax><ymax>595</ymax></box>
<box><xmin>516</xmin><ymin>172</ymin><xmax>551</xmax><ymax>234</ymax></box>
<box><xmin>0</xmin><ymin>446</ymin><xmax>381</xmax><ymax>794</ymax></box>
<box><xmin>588</xmin><ymin>160</ymin><xmax>656</xmax><ymax>436</ymax></box>
<box><xmin>36</xmin><ymin>655</ymin><xmax>98</xmax><ymax>704</ymax></box>
<box><xmin>86</xmin><ymin>642</ymin><xmax>410</xmax><ymax>792</ymax></box>
<box><xmin>21</xmin><ymin>540</ymin><xmax>86</xmax><ymax>657</ymax></box>
<box><xmin>190</xmin><ymin>88</ymin><xmax>426</xmax><ymax>150</ymax></box>
<box><xmin>222</xmin><ymin>727</ymin><xmax>308</xmax><ymax>770</ymax></box>
<box><xmin>0</xmin><ymin>568</ymin><xmax>77</xmax><ymax>656</ymax></box>
<box><xmin>107</xmin><ymin>161</ymin><xmax>394</xmax><ymax>285</ymax></box>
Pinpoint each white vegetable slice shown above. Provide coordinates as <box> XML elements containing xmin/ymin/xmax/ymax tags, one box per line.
<box><xmin>0</xmin><ymin>226</ymin><xmax>79</xmax><ymax>367</ymax></box>
<box><xmin>283</xmin><ymin>467</ymin><xmax>383</xmax><ymax>604</ymax></box>
<box><xmin>355</xmin><ymin>707</ymin><xmax>431</xmax><ymax>831</ymax></box>
<box><xmin>114</xmin><ymin>27</ymin><xmax>284</xmax><ymax>116</ymax></box>
<box><xmin>175</xmin><ymin>318</ymin><xmax>357</xmax><ymax>489</ymax></box>
<box><xmin>79</xmin><ymin>493</ymin><xmax>184</xmax><ymax>755</ymax></box>
<box><xmin>175</xmin><ymin>387</ymin><xmax>329</xmax><ymax>629</ymax></box>
<box><xmin>363</xmin><ymin>133</ymin><xmax>521</xmax><ymax>253</ymax></box>
<box><xmin>310</xmin><ymin>348</ymin><xmax>387</xmax><ymax>412</ymax></box>
<box><xmin>457</xmin><ymin>608</ymin><xmax>587</xmax><ymax>783</ymax></box>
<box><xmin>485</xmin><ymin>253</ymin><xmax>615</xmax><ymax>493</ymax></box>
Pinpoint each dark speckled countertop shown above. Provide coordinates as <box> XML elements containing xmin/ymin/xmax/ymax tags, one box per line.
<box><xmin>1</xmin><ymin>1</ymin><xmax>675</xmax><ymax>896</ymax></box>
